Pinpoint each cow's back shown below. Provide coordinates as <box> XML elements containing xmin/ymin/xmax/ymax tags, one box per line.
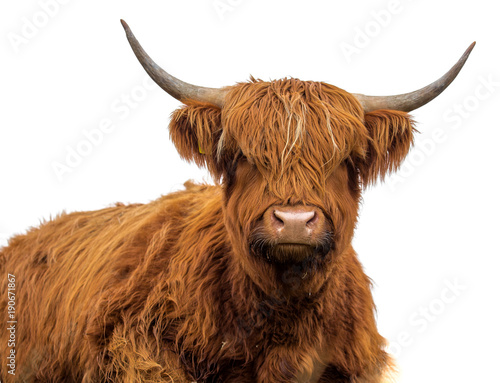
<box><xmin>0</xmin><ymin>182</ymin><xmax>223</xmax><ymax>381</ymax></box>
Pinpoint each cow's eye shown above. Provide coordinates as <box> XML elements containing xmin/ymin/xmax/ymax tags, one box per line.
<box><xmin>239</xmin><ymin>153</ymin><xmax>249</xmax><ymax>164</ymax></box>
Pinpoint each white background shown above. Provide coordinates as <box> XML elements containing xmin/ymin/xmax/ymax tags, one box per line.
<box><xmin>1</xmin><ymin>1</ymin><xmax>499</xmax><ymax>382</ymax></box>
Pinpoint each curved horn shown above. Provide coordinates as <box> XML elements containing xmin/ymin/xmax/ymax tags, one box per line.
<box><xmin>120</xmin><ymin>20</ymin><xmax>227</xmax><ymax>107</ymax></box>
<box><xmin>353</xmin><ymin>42</ymin><xmax>476</xmax><ymax>113</ymax></box>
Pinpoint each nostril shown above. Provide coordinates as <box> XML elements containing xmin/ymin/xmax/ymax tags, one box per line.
<box><xmin>272</xmin><ymin>210</ymin><xmax>285</xmax><ymax>226</ymax></box>
<box><xmin>306</xmin><ymin>211</ymin><xmax>318</xmax><ymax>227</ymax></box>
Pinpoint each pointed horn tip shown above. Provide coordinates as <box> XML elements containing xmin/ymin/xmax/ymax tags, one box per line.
<box><xmin>455</xmin><ymin>41</ymin><xmax>475</xmax><ymax>69</ymax></box>
<box><xmin>120</xmin><ymin>19</ymin><xmax>131</xmax><ymax>33</ymax></box>
<box><xmin>466</xmin><ymin>41</ymin><xmax>476</xmax><ymax>56</ymax></box>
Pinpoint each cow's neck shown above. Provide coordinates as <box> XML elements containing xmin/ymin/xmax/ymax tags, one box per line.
<box><xmin>221</xmin><ymin>256</ymin><xmax>335</xmax><ymax>382</ymax></box>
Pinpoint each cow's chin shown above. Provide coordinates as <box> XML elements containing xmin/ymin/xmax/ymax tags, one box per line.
<box><xmin>248</xmin><ymin>239</ymin><xmax>333</xmax><ymax>295</ymax></box>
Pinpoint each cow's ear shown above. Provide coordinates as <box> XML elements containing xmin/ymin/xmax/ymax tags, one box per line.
<box><xmin>357</xmin><ymin>110</ymin><xmax>416</xmax><ymax>186</ymax></box>
<box><xmin>169</xmin><ymin>101</ymin><xmax>227</xmax><ymax>180</ymax></box>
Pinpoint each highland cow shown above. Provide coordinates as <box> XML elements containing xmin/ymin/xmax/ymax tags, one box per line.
<box><xmin>0</xmin><ymin>20</ymin><xmax>474</xmax><ymax>382</ymax></box>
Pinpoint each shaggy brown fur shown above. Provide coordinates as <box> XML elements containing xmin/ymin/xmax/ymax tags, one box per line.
<box><xmin>0</xmin><ymin>78</ymin><xmax>415</xmax><ymax>382</ymax></box>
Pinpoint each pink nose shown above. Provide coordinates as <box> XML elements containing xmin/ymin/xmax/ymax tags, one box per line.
<box><xmin>267</xmin><ymin>206</ymin><xmax>323</xmax><ymax>243</ymax></box>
